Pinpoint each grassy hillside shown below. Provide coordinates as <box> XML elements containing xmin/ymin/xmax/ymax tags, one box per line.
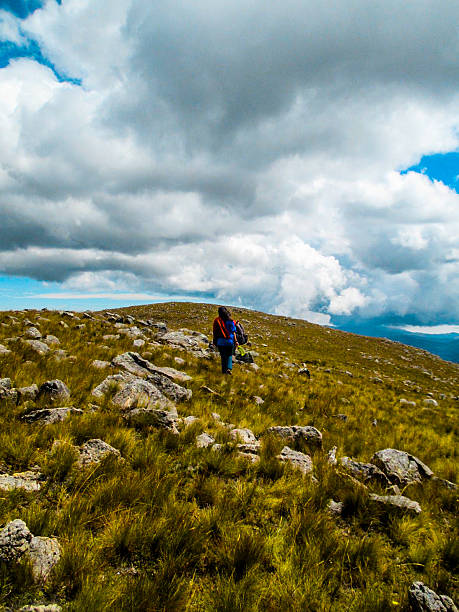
<box><xmin>0</xmin><ymin>302</ymin><xmax>457</xmax><ymax>611</ymax></box>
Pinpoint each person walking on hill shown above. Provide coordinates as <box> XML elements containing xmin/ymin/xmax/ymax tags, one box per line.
<box><xmin>213</xmin><ymin>306</ymin><xmax>237</xmax><ymax>374</ymax></box>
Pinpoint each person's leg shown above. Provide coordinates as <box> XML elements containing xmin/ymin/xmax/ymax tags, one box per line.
<box><xmin>218</xmin><ymin>347</ymin><xmax>227</xmax><ymax>373</ymax></box>
<box><xmin>227</xmin><ymin>351</ymin><xmax>232</xmax><ymax>372</ymax></box>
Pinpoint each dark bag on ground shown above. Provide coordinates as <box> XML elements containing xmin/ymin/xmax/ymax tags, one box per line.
<box><xmin>235</xmin><ymin>350</ymin><xmax>253</xmax><ymax>363</ymax></box>
<box><xmin>234</xmin><ymin>320</ymin><xmax>248</xmax><ymax>345</ymax></box>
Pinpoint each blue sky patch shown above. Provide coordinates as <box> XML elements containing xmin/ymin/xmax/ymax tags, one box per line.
<box><xmin>401</xmin><ymin>152</ymin><xmax>459</xmax><ymax>193</ymax></box>
<box><xmin>0</xmin><ymin>0</ymin><xmax>43</xmax><ymax>19</ymax></box>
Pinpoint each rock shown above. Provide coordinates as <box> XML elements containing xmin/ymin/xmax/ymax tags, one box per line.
<box><xmin>0</xmin><ymin>378</ymin><xmax>12</xmax><ymax>388</ymax></box>
<box><xmin>174</xmin><ymin>357</ymin><xmax>185</xmax><ymax>366</ymax></box>
<box><xmin>17</xmin><ymin>384</ymin><xmax>39</xmax><ymax>402</ymax></box>
<box><xmin>91</xmin><ymin>360</ymin><xmax>111</xmax><ymax>369</ymax></box>
<box><xmin>77</xmin><ymin>439</ymin><xmax>121</xmax><ymax>466</ymax></box>
<box><xmin>103</xmin><ymin>334</ymin><xmax>120</xmax><ymax>341</ymax></box>
<box><xmin>249</xmin><ymin>363</ymin><xmax>260</xmax><ymax>372</ymax></box>
<box><xmin>399</xmin><ymin>398</ymin><xmax>416</xmax><ymax>406</ymax></box>
<box><xmin>200</xmin><ymin>386</ymin><xmax>222</xmax><ymax>397</ymax></box>
<box><xmin>0</xmin><ymin>344</ymin><xmax>11</xmax><ymax>355</ymax></box>
<box><xmin>22</xmin><ymin>407</ymin><xmax>83</xmax><ymax>424</ymax></box>
<box><xmin>159</xmin><ymin>329</ymin><xmax>209</xmax><ymax>351</ymax></box>
<box><xmin>369</xmin><ymin>494</ymin><xmax>421</xmax><ymax>515</ymax></box>
<box><xmin>266</xmin><ymin>425</ymin><xmax>323</xmax><ymax>449</ymax></box>
<box><xmin>25</xmin><ymin>327</ymin><xmax>42</xmax><ymax>339</ymax></box>
<box><xmin>44</xmin><ymin>335</ymin><xmax>60</xmax><ymax>345</ymax></box>
<box><xmin>53</xmin><ymin>349</ymin><xmax>68</xmax><ymax>361</ymax></box>
<box><xmin>133</xmin><ymin>338</ymin><xmax>145</xmax><ymax>347</ymax></box>
<box><xmin>125</xmin><ymin>408</ymin><xmax>179</xmax><ymax>433</ymax></box>
<box><xmin>297</xmin><ymin>367</ymin><xmax>311</xmax><ymax>378</ymax></box>
<box><xmin>0</xmin><ymin>385</ymin><xmax>18</xmax><ymax>403</ymax></box>
<box><xmin>91</xmin><ymin>373</ymin><xmax>129</xmax><ymax>398</ymax></box>
<box><xmin>112</xmin><ymin>378</ymin><xmax>176</xmax><ymax>412</ymax></box>
<box><xmin>183</xmin><ymin>415</ymin><xmax>199</xmax><ymax>427</ymax></box>
<box><xmin>253</xmin><ymin>396</ymin><xmax>264</xmax><ymax>405</ymax></box>
<box><xmin>24</xmin><ymin>340</ymin><xmax>50</xmax><ymax>354</ymax></box>
<box><xmin>0</xmin><ymin>471</ymin><xmax>42</xmax><ymax>492</ymax></box>
<box><xmin>327</xmin><ymin>446</ymin><xmax>337</xmax><ymax>465</ymax></box>
<box><xmin>27</xmin><ymin>536</ymin><xmax>61</xmax><ymax>581</ymax></box>
<box><xmin>423</xmin><ymin>398</ymin><xmax>438</xmax><ymax>407</ymax></box>
<box><xmin>277</xmin><ymin>446</ymin><xmax>313</xmax><ymax>475</ymax></box>
<box><xmin>371</xmin><ymin>449</ymin><xmax>433</xmax><ymax>486</ymax></box>
<box><xmin>408</xmin><ymin>581</ymin><xmax>457</xmax><ymax>612</ymax></box>
<box><xmin>196</xmin><ymin>432</ymin><xmax>215</xmax><ymax>448</ymax></box>
<box><xmin>19</xmin><ymin>605</ymin><xmax>62</xmax><ymax>612</ymax></box>
<box><xmin>341</xmin><ymin>457</ymin><xmax>390</xmax><ymax>484</ymax></box>
<box><xmin>229</xmin><ymin>428</ymin><xmax>257</xmax><ymax>444</ymax></box>
<box><xmin>333</xmin><ymin>414</ymin><xmax>348</xmax><ymax>422</ymax></box>
<box><xmin>37</xmin><ymin>380</ymin><xmax>70</xmax><ymax>404</ymax></box>
<box><xmin>432</xmin><ymin>476</ymin><xmax>457</xmax><ymax>491</ymax></box>
<box><xmin>113</xmin><ymin>351</ymin><xmax>193</xmax><ymax>384</ymax></box>
<box><xmin>237</xmin><ymin>444</ymin><xmax>260</xmax><ymax>462</ymax></box>
<box><xmin>328</xmin><ymin>499</ymin><xmax>344</xmax><ymax>516</ymax></box>
<box><xmin>0</xmin><ymin>519</ymin><xmax>33</xmax><ymax>562</ymax></box>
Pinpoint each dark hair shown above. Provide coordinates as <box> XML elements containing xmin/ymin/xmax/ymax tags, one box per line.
<box><xmin>218</xmin><ymin>306</ymin><xmax>231</xmax><ymax>321</ymax></box>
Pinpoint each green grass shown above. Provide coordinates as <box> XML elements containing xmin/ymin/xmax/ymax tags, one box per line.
<box><xmin>0</xmin><ymin>302</ymin><xmax>457</xmax><ymax>610</ymax></box>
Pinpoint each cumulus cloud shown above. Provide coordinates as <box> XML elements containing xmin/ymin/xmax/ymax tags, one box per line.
<box><xmin>0</xmin><ymin>0</ymin><xmax>458</xmax><ymax>323</ymax></box>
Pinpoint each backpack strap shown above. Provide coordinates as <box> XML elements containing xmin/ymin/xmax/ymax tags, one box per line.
<box><xmin>216</xmin><ymin>317</ymin><xmax>229</xmax><ymax>339</ymax></box>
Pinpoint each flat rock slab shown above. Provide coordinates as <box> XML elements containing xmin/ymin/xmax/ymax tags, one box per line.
<box><xmin>0</xmin><ymin>471</ymin><xmax>42</xmax><ymax>492</ymax></box>
<box><xmin>0</xmin><ymin>519</ymin><xmax>33</xmax><ymax>562</ymax></box>
<box><xmin>369</xmin><ymin>494</ymin><xmax>421</xmax><ymax>515</ymax></box>
<box><xmin>409</xmin><ymin>581</ymin><xmax>457</xmax><ymax>612</ymax></box>
<box><xmin>22</xmin><ymin>407</ymin><xmax>83</xmax><ymax>424</ymax></box>
<box><xmin>230</xmin><ymin>428</ymin><xmax>257</xmax><ymax>444</ymax></box>
<box><xmin>112</xmin><ymin>378</ymin><xmax>176</xmax><ymax>412</ymax></box>
<box><xmin>371</xmin><ymin>448</ymin><xmax>434</xmax><ymax>486</ymax></box>
<box><xmin>113</xmin><ymin>351</ymin><xmax>193</xmax><ymax>385</ymax></box>
<box><xmin>266</xmin><ymin>425</ymin><xmax>323</xmax><ymax>449</ymax></box>
<box><xmin>341</xmin><ymin>457</ymin><xmax>390</xmax><ymax>485</ymax></box>
<box><xmin>23</xmin><ymin>340</ymin><xmax>50</xmax><ymax>354</ymax></box>
<box><xmin>77</xmin><ymin>439</ymin><xmax>121</xmax><ymax>467</ymax></box>
<box><xmin>37</xmin><ymin>380</ymin><xmax>70</xmax><ymax>403</ymax></box>
<box><xmin>19</xmin><ymin>606</ymin><xmax>62</xmax><ymax>612</ymax></box>
<box><xmin>278</xmin><ymin>446</ymin><xmax>313</xmax><ymax>475</ymax></box>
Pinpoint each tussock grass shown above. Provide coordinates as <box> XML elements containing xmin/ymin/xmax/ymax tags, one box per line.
<box><xmin>0</xmin><ymin>303</ymin><xmax>457</xmax><ymax>609</ymax></box>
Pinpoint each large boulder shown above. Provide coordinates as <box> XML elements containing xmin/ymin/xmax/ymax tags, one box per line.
<box><xmin>340</xmin><ymin>457</ymin><xmax>390</xmax><ymax>485</ymax></box>
<box><xmin>159</xmin><ymin>329</ymin><xmax>210</xmax><ymax>354</ymax></box>
<box><xmin>77</xmin><ymin>439</ymin><xmax>121</xmax><ymax>467</ymax></box>
<box><xmin>266</xmin><ymin>425</ymin><xmax>323</xmax><ymax>449</ymax></box>
<box><xmin>25</xmin><ymin>327</ymin><xmax>42</xmax><ymax>339</ymax></box>
<box><xmin>124</xmin><ymin>408</ymin><xmax>179</xmax><ymax>433</ymax></box>
<box><xmin>277</xmin><ymin>446</ymin><xmax>313</xmax><ymax>475</ymax></box>
<box><xmin>408</xmin><ymin>581</ymin><xmax>457</xmax><ymax>612</ymax></box>
<box><xmin>91</xmin><ymin>373</ymin><xmax>129</xmax><ymax>398</ymax></box>
<box><xmin>37</xmin><ymin>380</ymin><xmax>70</xmax><ymax>404</ymax></box>
<box><xmin>112</xmin><ymin>378</ymin><xmax>176</xmax><ymax>412</ymax></box>
<box><xmin>371</xmin><ymin>449</ymin><xmax>434</xmax><ymax>486</ymax></box>
<box><xmin>0</xmin><ymin>519</ymin><xmax>33</xmax><ymax>562</ymax></box>
<box><xmin>22</xmin><ymin>407</ymin><xmax>83</xmax><ymax>425</ymax></box>
<box><xmin>23</xmin><ymin>340</ymin><xmax>50</xmax><ymax>355</ymax></box>
<box><xmin>27</xmin><ymin>536</ymin><xmax>61</xmax><ymax>581</ymax></box>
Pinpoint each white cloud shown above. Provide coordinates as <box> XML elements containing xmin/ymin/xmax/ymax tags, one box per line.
<box><xmin>0</xmin><ymin>0</ymin><xmax>458</xmax><ymax>324</ymax></box>
<box><xmin>393</xmin><ymin>325</ymin><xmax>459</xmax><ymax>335</ymax></box>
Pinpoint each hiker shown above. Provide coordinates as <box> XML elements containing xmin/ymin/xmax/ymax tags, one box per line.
<box><xmin>213</xmin><ymin>306</ymin><xmax>237</xmax><ymax>375</ymax></box>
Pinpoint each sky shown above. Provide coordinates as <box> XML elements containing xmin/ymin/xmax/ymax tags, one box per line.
<box><xmin>0</xmin><ymin>0</ymin><xmax>458</xmax><ymax>337</ymax></box>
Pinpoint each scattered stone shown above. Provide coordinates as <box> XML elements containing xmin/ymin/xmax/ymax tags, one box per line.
<box><xmin>0</xmin><ymin>385</ymin><xmax>18</xmax><ymax>403</ymax></box>
<box><xmin>0</xmin><ymin>378</ymin><xmax>12</xmax><ymax>388</ymax></box>
<box><xmin>125</xmin><ymin>408</ymin><xmax>179</xmax><ymax>433</ymax></box>
<box><xmin>174</xmin><ymin>357</ymin><xmax>185</xmax><ymax>366</ymax></box>
<box><xmin>229</xmin><ymin>428</ymin><xmax>257</xmax><ymax>444</ymax></box>
<box><xmin>341</xmin><ymin>457</ymin><xmax>390</xmax><ymax>485</ymax></box>
<box><xmin>408</xmin><ymin>581</ymin><xmax>458</xmax><ymax>612</ymax></box>
<box><xmin>369</xmin><ymin>493</ymin><xmax>421</xmax><ymax>515</ymax></box>
<box><xmin>211</xmin><ymin>412</ymin><xmax>222</xmax><ymax>422</ymax></box>
<box><xmin>19</xmin><ymin>605</ymin><xmax>62</xmax><ymax>612</ymax></box>
<box><xmin>27</xmin><ymin>536</ymin><xmax>61</xmax><ymax>581</ymax></box>
<box><xmin>371</xmin><ymin>449</ymin><xmax>433</xmax><ymax>486</ymax></box>
<box><xmin>277</xmin><ymin>446</ymin><xmax>313</xmax><ymax>475</ymax></box>
<box><xmin>113</xmin><ymin>351</ymin><xmax>192</xmax><ymax>384</ymax></box>
<box><xmin>25</xmin><ymin>327</ymin><xmax>42</xmax><ymax>339</ymax></box>
<box><xmin>327</xmin><ymin>446</ymin><xmax>337</xmax><ymax>465</ymax></box>
<box><xmin>249</xmin><ymin>363</ymin><xmax>260</xmax><ymax>372</ymax></box>
<box><xmin>0</xmin><ymin>471</ymin><xmax>42</xmax><ymax>492</ymax></box>
<box><xmin>333</xmin><ymin>414</ymin><xmax>348</xmax><ymax>422</ymax></box>
<box><xmin>253</xmin><ymin>396</ymin><xmax>264</xmax><ymax>405</ymax></box>
<box><xmin>399</xmin><ymin>398</ymin><xmax>416</xmax><ymax>406</ymax></box>
<box><xmin>22</xmin><ymin>407</ymin><xmax>83</xmax><ymax>424</ymax></box>
<box><xmin>200</xmin><ymin>386</ymin><xmax>222</xmax><ymax>397</ymax></box>
<box><xmin>37</xmin><ymin>380</ymin><xmax>70</xmax><ymax>404</ymax></box>
<box><xmin>297</xmin><ymin>367</ymin><xmax>311</xmax><ymax>378</ymax></box>
<box><xmin>159</xmin><ymin>329</ymin><xmax>209</xmax><ymax>353</ymax></box>
<box><xmin>112</xmin><ymin>378</ymin><xmax>175</xmax><ymax>412</ymax></box>
<box><xmin>327</xmin><ymin>499</ymin><xmax>344</xmax><ymax>516</ymax></box>
<box><xmin>103</xmin><ymin>334</ymin><xmax>120</xmax><ymax>341</ymax></box>
<box><xmin>53</xmin><ymin>349</ymin><xmax>68</xmax><ymax>361</ymax></box>
<box><xmin>44</xmin><ymin>335</ymin><xmax>60</xmax><ymax>345</ymax></box>
<box><xmin>133</xmin><ymin>338</ymin><xmax>145</xmax><ymax>347</ymax></box>
<box><xmin>24</xmin><ymin>340</ymin><xmax>50</xmax><ymax>354</ymax></box>
<box><xmin>0</xmin><ymin>519</ymin><xmax>33</xmax><ymax>562</ymax></box>
<box><xmin>196</xmin><ymin>432</ymin><xmax>215</xmax><ymax>448</ymax></box>
<box><xmin>0</xmin><ymin>344</ymin><xmax>12</xmax><ymax>355</ymax></box>
<box><xmin>237</xmin><ymin>444</ymin><xmax>260</xmax><ymax>462</ymax></box>
<box><xmin>91</xmin><ymin>360</ymin><xmax>111</xmax><ymax>369</ymax></box>
<box><xmin>266</xmin><ymin>425</ymin><xmax>323</xmax><ymax>449</ymax></box>
<box><xmin>77</xmin><ymin>439</ymin><xmax>121</xmax><ymax>467</ymax></box>
<box><xmin>431</xmin><ymin>476</ymin><xmax>457</xmax><ymax>491</ymax></box>
<box><xmin>18</xmin><ymin>384</ymin><xmax>39</xmax><ymax>402</ymax></box>
<box><xmin>423</xmin><ymin>398</ymin><xmax>438</xmax><ymax>407</ymax></box>
<box><xmin>59</xmin><ymin>321</ymin><xmax>68</xmax><ymax>328</ymax></box>
<box><xmin>183</xmin><ymin>415</ymin><xmax>199</xmax><ymax>427</ymax></box>
<box><xmin>91</xmin><ymin>373</ymin><xmax>129</xmax><ymax>398</ymax></box>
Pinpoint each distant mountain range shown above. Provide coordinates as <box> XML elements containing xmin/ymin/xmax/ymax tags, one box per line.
<box><xmin>335</xmin><ymin>322</ymin><xmax>459</xmax><ymax>364</ymax></box>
